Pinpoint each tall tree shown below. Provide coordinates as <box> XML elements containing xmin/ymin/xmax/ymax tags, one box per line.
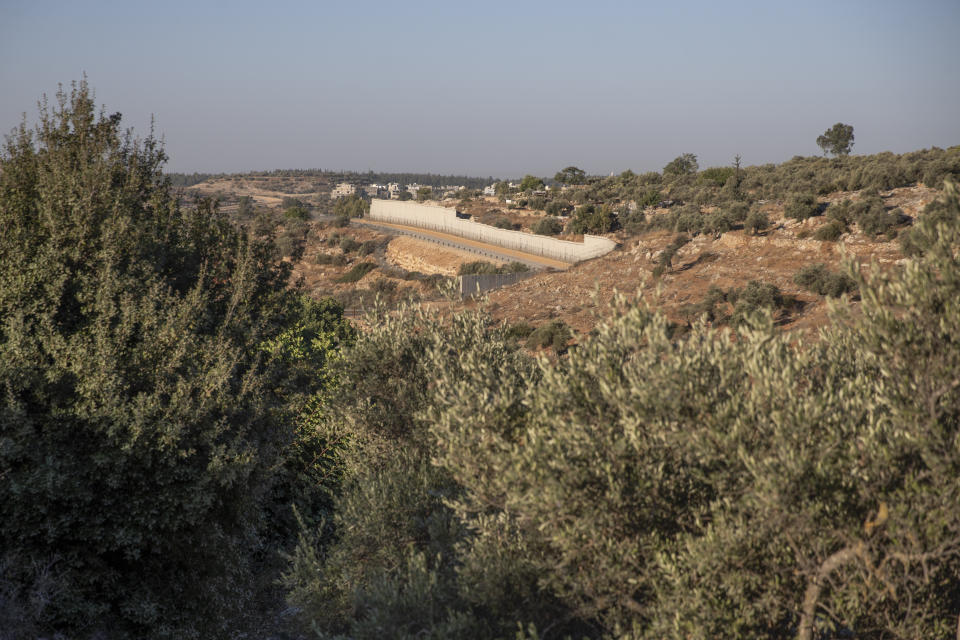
<box><xmin>519</xmin><ymin>174</ymin><xmax>545</xmax><ymax>191</ymax></box>
<box><xmin>0</xmin><ymin>80</ymin><xmax>318</xmax><ymax>638</ymax></box>
<box><xmin>816</xmin><ymin>122</ymin><xmax>855</xmax><ymax>157</ymax></box>
<box><xmin>554</xmin><ymin>166</ymin><xmax>587</xmax><ymax>185</ymax></box>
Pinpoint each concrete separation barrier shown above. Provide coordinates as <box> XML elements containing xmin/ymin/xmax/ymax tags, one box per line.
<box><xmin>369</xmin><ymin>200</ymin><xmax>616</xmax><ymax>264</ymax></box>
<box><xmin>458</xmin><ymin>271</ymin><xmax>535</xmax><ymax>297</ymax></box>
<box><xmin>354</xmin><ymin>220</ymin><xmax>549</xmax><ymax>269</ymax></box>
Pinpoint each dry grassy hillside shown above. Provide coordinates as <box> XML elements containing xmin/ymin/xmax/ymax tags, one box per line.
<box><xmin>184</xmin><ymin>171</ymin><xmax>945</xmax><ymax>347</ymax></box>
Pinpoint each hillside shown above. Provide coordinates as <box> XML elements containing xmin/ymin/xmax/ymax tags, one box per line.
<box><xmin>183</xmin><ymin>155</ymin><xmax>952</xmax><ymax>347</ymax></box>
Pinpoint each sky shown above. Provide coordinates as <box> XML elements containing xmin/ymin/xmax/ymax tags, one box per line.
<box><xmin>2</xmin><ymin>0</ymin><xmax>959</xmax><ymax>178</ymax></box>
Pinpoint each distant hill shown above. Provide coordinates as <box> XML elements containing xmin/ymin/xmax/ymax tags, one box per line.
<box><xmin>166</xmin><ymin>169</ymin><xmax>497</xmax><ymax>190</ymax></box>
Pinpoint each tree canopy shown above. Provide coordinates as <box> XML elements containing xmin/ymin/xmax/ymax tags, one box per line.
<box><xmin>554</xmin><ymin>166</ymin><xmax>587</xmax><ymax>185</ymax></box>
<box><xmin>663</xmin><ymin>152</ymin><xmax>699</xmax><ymax>176</ymax></box>
<box><xmin>519</xmin><ymin>174</ymin><xmax>545</xmax><ymax>191</ymax></box>
<box><xmin>0</xmin><ymin>80</ymin><xmax>347</xmax><ymax>638</ymax></box>
<box><xmin>817</xmin><ymin>122</ymin><xmax>855</xmax><ymax>157</ymax></box>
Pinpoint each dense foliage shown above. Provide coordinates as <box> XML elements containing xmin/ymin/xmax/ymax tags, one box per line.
<box><xmin>285</xmin><ymin>184</ymin><xmax>960</xmax><ymax>639</ymax></box>
<box><xmin>0</xmin><ymin>82</ymin><xmax>351</xmax><ymax>638</ymax></box>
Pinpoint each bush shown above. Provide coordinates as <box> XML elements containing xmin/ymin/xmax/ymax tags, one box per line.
<box><xmin>620</xmin><ymin>208</ymin><xmax>646</xmax><ymax>235</ymax></box>
<box><xmin>672</xmin><ymin>204</ymin><xmax>705</xmax><ymax>234</ymax></box>
<box><xmin>458</xmin><ymin>261</ymin><xmax>530</xmax><ymax>276</ymax></box>
<box><xmin>729</xmin><ymin>280</ymin><xmax>789</xmax><ymax>324</ymax></box>
<box><xmin>784</xmin><ymin>193</ymin><xmax>822</xmax><ymax>220</ymax></box>
<box><xmin>813</xmin><ymin>219</ymin><xmax>846</xmax><ymax>241</ymax></box>
<box><xmin>0</xmin><ymin>81</ymin><xmax>332</xmax><ymax>638</ymax></box>
<box><xmin>358</xmin><ymin>239</ymin><xmax>381</xmax><ymax>256</ymax></box>
<box><xmin>316</xmin><ymin>252</ymin><xmax>348</xmax><ymax>266</ymax></box>
<box><xmin>900</xmin><ymin>182</ymin><xmax>959</xmax><ymax>256</ymax></box>
<box><xmin>532</xmin><ymin>216</ymin><xmax>564</xmax><ymax>236</ymax></box>
<box><xmin>544</xmin><ymin>200</ymin><xmax>568</xmax><ymax>216</ymax></box>
<box><xmin>745</xmin><ymin>208</ymin><xmax>769</xmax><ymax>234</ymax></box>
<box><xmin>493</xmin><ymin>216</ymin><xmax>515</xmax><ymax>230</ymax></box>
<box><xmin>849</xmin><ymin>194</ymin><xmax>902</xmax><ymax>238</ymax></box>
<box><xmin>503</xmin><ymin>321</ymin><xmax>535</xmax><ymax>342</ymax></box>
<box><xmin>285</xmin><ymin>205</ymin><xmax>310</xmax><ymax>221</ymax></box>
<box><xmin>724</xmin><ymin>201</ymin><xmax>750</xmax><ymax>223</ymax></box>
<box><xmin>333</xmin><ymin>194</ymin><xmax>369</xmax><ymax>219</ymax></box>
<box><xmin>698</xmin><ymin>166</ymin><xmax>736</xmax><ymax>187</ymax></box>
<box><xmin>336</xmin><ymin>262</ymin><xmax>378</xmax><ymax>283</ymax></box>
<box><xmin>340</xmin><ymin>236</ymin><xmax>361</xmax><ymax>253</ymax></box>
<box><xmin>793</xmin><ymin>263</ymin><xmax>858</xmax><ymax>297</ymax></box>
<box><xmin>527</xmin><ymin>196</ymin><xmax>547</xmax><ymax>210</ymax></box>
<box><xmin>567</xmin><ymin>204</ymin><xmax>616</xmax><ymax>234</ymax></box>
<box><xmin>525</xmin><ymin>320</ymin><xmax>572</xmax><ymax>353</ymax></box>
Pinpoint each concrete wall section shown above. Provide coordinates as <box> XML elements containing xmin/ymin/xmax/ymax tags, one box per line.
<box><xmin>458</xmin><ymin>272</ymin><xmax>534</xmax><ymax>296</ymax></box>
<box><xmin>369</xmin><ymin>200</ymin><xmax>616</xmax><ymax>264</ymax></box>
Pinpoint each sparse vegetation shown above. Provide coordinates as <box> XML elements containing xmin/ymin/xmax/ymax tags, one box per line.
<box><xmin>335</xmin><ymin>261</ymin><xmax>377</xmax><ymax>283</ymax></box>
<box><xmin>458</xmin><ymin>261</ymin><xmax>530</xmax><ymax>276</ymax></box>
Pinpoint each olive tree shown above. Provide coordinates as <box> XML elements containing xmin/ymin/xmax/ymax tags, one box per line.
<box><xmin>0</xmin><ymin>80</ymin><xmax>329</xmax><ymax>639</ymax></box>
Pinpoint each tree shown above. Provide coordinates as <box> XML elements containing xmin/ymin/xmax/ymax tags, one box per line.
<box><xmin>554</xmin><ymin>166</ymin><xmax>587</xmax><ymax>185</ymax></box>
<box><xmin>663</xmin><ymin>153</ymin><xmax>698</xmax><ymax>176</ymax></box>
<box><xmin>333</xmin><ymin>193</ymin><xmax>369</xmax><ymax>218</ymax></box>
<box><xmin>519</xmin><ymin>174</ymin><xmax>544</xmax><ymax>191</ymax></box>
<box><xmin>416</xmin><ymin>186</ymin><xmax>433</xmax><ymax>202</ymax></box>
<box><xmin>816</xmin><ymin>122</ymin><xmax>854</xmax><ymax>157</ymax></box>
<box><xmin>0</xmin><ymin>80</ymin><xmax>328</xmax><ymax>638</ymax></box>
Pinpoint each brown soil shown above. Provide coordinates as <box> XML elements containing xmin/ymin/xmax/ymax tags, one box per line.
<box><xmin>384</xmin><ymin>236</ymin><xmax>506</xmax><ymax>276</ymax></box>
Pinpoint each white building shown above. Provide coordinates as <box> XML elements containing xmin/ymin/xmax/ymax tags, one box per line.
<box><xmin>331</xmin><ymin>182</ymin><xmax>356</xmax><ymax>199</ymax></box>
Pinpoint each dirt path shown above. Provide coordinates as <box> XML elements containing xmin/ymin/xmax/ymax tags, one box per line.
<box><xmin>353</xmin><ymin>219</ymin><xmax>571</xmax><ymax>270</ymax></box>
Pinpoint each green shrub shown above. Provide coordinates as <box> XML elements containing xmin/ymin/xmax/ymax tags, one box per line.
<box><xmin>699</xmin><ymin>166</ymin><xmax>736</xmax><ymax>187</ymax></box>
<box><xmin>0</xmin><ymin>81</ymin><xmax>337</xmax><ymax>638</ymax></box>
<box><xmin>459</xmin><ymin>261</ymin><xmax>500</xmax><ymax>275</ymax></box>
<box><xmin>900</xmin><ymin>182</ymin><xmax>959</xmax><ymax>256</ymax></box>
<box><xmin>813</xmin><ymin>219</ymin><xmax>846</xmax><ymax>241</ymax></box>
<box><xmin>620</xmin><ymin>208</ymin><xmax>647</xmax><ymax>235</ymax></box>
<box><xmin>544</xmin><ymin>200</ymin><xmax>569</xmax><ymax>216</ymax></box>
<box><xmin>315</xmin><ymin>252</ymin><xmax>348</xmax><ymax>266</ymax></box>
<box><xmin>784</xmin><ymin>193</ymin><xmax>822</xmax><ymax>220</ymax></box>
<box><xmin>531</xmin><ymin>217</ymin><xmax>564</xmax><ymax>236</ymax></box>
<box><xmin>849</xmin><ymin>194</ymin><xmax>902</xmax><ymax>238</ymax></box>
<box><xmin>527</xmin><ymin>196</ymin><xmax>547</xmax><ymax>210</ymax></box>
<box><xmin>724</xmin><ymin>201</ymin><xmax>750</xmax><ymax>223</ymax></box>
<box><xmin>493</xmin><ymin>216</ymin><xmax>515</xmax><ymax>229</ymax></box>
<box><xmin>525</xmin><ymin>320</ymin><xmax>572</xmax><ymax>353</ymax></box>
<box><xmin>503</xmin><ymin>321</ymin><xmax>535</xmax><ymax>341</ymax></box>
<box><xmin>793</xmin><ymin>263</ymin><xmax>858</xmax><ymax>297</ymax></box>
<box><xmin>458</xmin><ymin>261</ymin><xmax>529</xmax><ymax>276</ymax></box>
<box><xmin>745</xmin><ymin>208</ymin><xmax>769</xmax><ymax>234</ymax></box>
<box><xmin>336</xmin><ymin>262</ymin><xmax>378</xmax><ymax>283</ymax></box>
<box><xmin>673</xmin><ymin>204</ymin><xmax>706</xmax><ymax>234</ymax></box>
<box><xmin>284</xmin><ymin>205</ymin><xmax>310</xmax><ymax>221</ymax></box>
<box><xmin>340</xmin><ymin>236</ymin><xmax>361</xmax><ymax>253</ymax></box>
<box><xmin>567</xmin><ymin>204</ymin><xmax>616</xmax><ymax>234</ymax></box>
<box><xmin>358</xmin><ymin>239</ymin><xmax>387</xmax><ymax>256</ymax></box>
<box><xmin>729</xmin><ymin>280</ymin><xmax>787</xmax><ymax>324</ymax></box>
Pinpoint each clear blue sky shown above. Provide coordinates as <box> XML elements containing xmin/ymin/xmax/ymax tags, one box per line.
<box><xmin>2</xmin><ymin>0</ymin><xmax>958</xmax><ymax>177</ymax></box>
